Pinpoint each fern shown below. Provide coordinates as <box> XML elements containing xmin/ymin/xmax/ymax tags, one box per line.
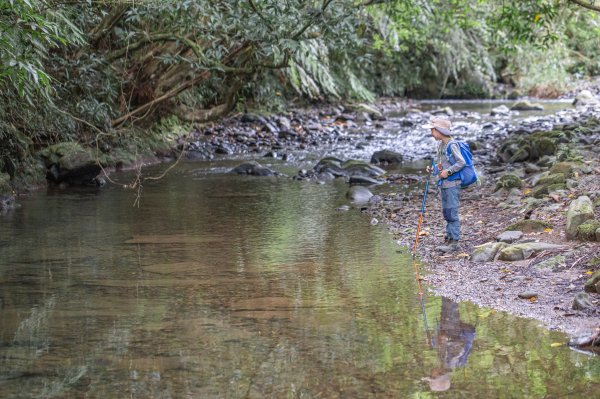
<box><xmin>285</xmin><ymin>40</ymin><xmax>340</xmax><ymax>100</ymax></box>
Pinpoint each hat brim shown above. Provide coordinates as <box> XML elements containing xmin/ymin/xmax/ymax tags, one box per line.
<box><xmin>435</xmin><ymin>126</ymin><xmax>452</xmax><ymax>136</ymax></box>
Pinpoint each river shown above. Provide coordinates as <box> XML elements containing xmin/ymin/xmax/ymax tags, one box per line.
<box><xmin>1</xmin><ymin>100</ymin><xmax>599</xmax><ymax>397</ymax></box>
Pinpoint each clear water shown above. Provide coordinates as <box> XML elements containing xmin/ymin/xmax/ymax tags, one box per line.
<box><xmin>0</xmin><ymin>160</ymin><xmax>598</xmax><ymax>398</ymax></box>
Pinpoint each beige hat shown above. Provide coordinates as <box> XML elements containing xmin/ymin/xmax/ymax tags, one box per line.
<box><xmin>422</xmin><ymin>116</ymin><xmax>452</xmax><ymax>136</ymax></box>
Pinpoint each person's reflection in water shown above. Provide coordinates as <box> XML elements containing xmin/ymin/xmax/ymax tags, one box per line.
<box><xmin>422</xmin><ymin>297</ymin><xmax>476</xmax><ymax>392</ymax></box>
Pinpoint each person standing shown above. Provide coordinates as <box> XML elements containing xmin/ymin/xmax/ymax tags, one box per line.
<box><xmin>422</xmin><ymin>117</ymin><xmax>466</xmax><ymax>253</ymax></box>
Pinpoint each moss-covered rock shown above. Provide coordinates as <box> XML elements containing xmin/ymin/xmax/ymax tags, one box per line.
<box><xmin>549</xmin><ymin>162</ymin><xmax>575</xmax><ymax>178</ymax></box>
<box><xmin>585</xmin><ymin>270</ymin><xmax>600</xmax><ymax>293</ymax></box>
<box><xmin>37</xmin><ymin>142</ymin><xmax>101</xmax><ymax>185</ymax></box>
<box><xmin>471</xmin><ymin>242</ymin><xmax>507</xmax><ymax>262</ymax></box>
<box><xmin>495</xmin><ymin>174</ymin><xmax>523</xmax><ymax>191</ymax></box>
<box><xmin>510</xmin><ymin>101</ymin><xmax>544</xmax><ymax>111</ymax></box>
<box><xmin>576</xmin><ymin>220</ymin><xmax>600</xmax><ymax>241</ymax></box>
<box><xmin>505</xmin><ymin>219</ymin><xmax>552</xmax><ymax>233</ymax></box>
<box><xmin>498</xmin><ymin>242</ymin><xmax>566</xmax><ymax>261</ymax></box>
<box><xmin>566</xmin><ymin>196</ymin><xmax>595</xmax><ymax>240</ymax></box>
<box><xmin>532</xmin><ymin>185</ymin><xmax>549</xmax><ymax>198</ymax></box>
<box><xmin>496</xmin><ymin>130</ymin><xmax>564</xmax><ymax>163</ymax></box>
<box><xmin>536</xmin><ymin>173</ymin><xmax>565</xmax><ymax>187</ymax></box>
<box><xmin>547</xmin><ymin>183</ymin><xmax>567</xmax><ymax>193</ymax></box>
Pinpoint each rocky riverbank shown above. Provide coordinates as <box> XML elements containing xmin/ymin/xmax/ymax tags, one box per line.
<box><xmin>362</xmin><ymin>100</ymin><xmax>600</xmax><ymax>354</ymax></box>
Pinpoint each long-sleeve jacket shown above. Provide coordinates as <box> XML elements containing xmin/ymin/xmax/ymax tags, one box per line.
<box><xmin>437</xmin><ymin>141</ymin><xmax>466</xmax><ymax>188</ymax></box>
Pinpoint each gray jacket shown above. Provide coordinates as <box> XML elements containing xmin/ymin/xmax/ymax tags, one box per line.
<box><xmin>438</xmin><ymin>141</ymin><xmax>466</xmax><ymax>188</ymax></box>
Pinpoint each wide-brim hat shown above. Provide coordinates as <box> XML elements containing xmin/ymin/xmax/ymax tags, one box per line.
<box><xmin>422</xmin><ymin>116</ymin><xmax>452</xmax><ymax>136</ymax></box>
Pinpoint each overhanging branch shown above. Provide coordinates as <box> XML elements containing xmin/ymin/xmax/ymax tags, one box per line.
<box><xmin>568</xmin><ymin>0</ymin><xmax>600</xmax><ymax>12</ymax></box>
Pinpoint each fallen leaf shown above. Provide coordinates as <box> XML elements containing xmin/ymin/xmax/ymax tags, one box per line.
<box><xmin>550</xmin><ymin>342</ymin><xmax>564</xmax><ymax>347</ymax></box>
<box><xmin>529</xmin><ymin>296</ymin><xmax>537</xmax><ymax>302</ymax></box>
<box><xmin>544</xmin><ymin>228</ymin><xmax>553</xmax><ymax>233</ymax></box>
<box><xmin>418</xmin><ymin>231</ymin><xmax>429</xmax><ymax>236</ymax></box>
<box><xmin>585</xmin><ymin>271</ymin><xmax>594</xmax><ymax>275</ymax></box>
<box><xmin>523</xmin><ymin>189</ymin><xmax>532</xmax><ymax>195</ymax></box>
<box><xmin>455</xmin><ymin>253</ymin><xmax>470</xmax><ymax>258</ymax></box>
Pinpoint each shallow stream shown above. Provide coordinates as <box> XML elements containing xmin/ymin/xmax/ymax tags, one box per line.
<box><xmin>1</xmin><ymin>100</ymin><xmax>598</xmax><ymax>397</ymax></box>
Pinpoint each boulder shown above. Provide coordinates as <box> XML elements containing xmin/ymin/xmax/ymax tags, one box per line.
<box><xmin>342</xmin><ymin>160</ymin><xmax>386</xmax><ymax>177</ymax></box>
<box><xmin>370</xmin><ymin>149</ymin><xmax>403</xmax><ymax>165</ymax></box>
<box><xmin>535</xmin><ymin>173</ymin><xmax>565</xmax><ymax>187</ymax></box>
<box><xmin>584</xmin><ymin>270</ymin><xmax>600</xmax><ymax>293</ymax></box>
<box><xmin>496</xmin><ymin>231</ymin><xmax>523</xmax><ymax>243</ymax></box>
<box><xmin>548</xmin><ymin>162</ymin><xmax>575</xmax><ymax>178</ymax></box>
<box><xmin>573</xmin><ymin>90</ymin><xmax>600</xmax><ymax>107</ymax></box>
<box><xmin>471</xmin><ymin>242</ymin><xmax>507</xmax><ymax>262</ymax></box>
<box><xmin>565</xmin><ymin>196</ymin><xmax>594</xmax><ymax>240</ymax></box>
<box><xmin>230</xmin><ymin>161</ymin><xmax>277</xmax><ymax>176</ymax></box>
<box><xmin>495</xmin><ymin>174</ymin><xmax>522</xmax><ymax>191</ymax></box>
<box><xmin>349</xmin><ymin>176</ymin><xmax>381</xmax><ymax>185</ymax></box>
<box><xmin>534</xmin><ymin>255</ymin><xmax>566</xmax><ymax>270</ymax></box>
<box><xmin>569</xmin><ymin>329</ymin><xmax>600</xmax><ymax>354</ymax></box>
<box><xmin>510</xmin><ymin>101</ymin><xmax>544</xmax><ymax>111</ymax></box>
<box><xmin>505</xmin><ymin>219</ymin><xmax>552</xmax><ymax>233</ymax></box>
<box><xmin>497</xmin><ymin>242</ymin><xmax>566</xmax><ymax>261</ymax></box>
<box><xmin>346</xmin><ymin>185</ymin><xmax>373</xmax><ymax>203</ymax></box>
<box><xmin>38</xmin><ymin>142</ymin><xmax>102</xmax><ymax>186</ymax></box>
<box><xmin>576</xmin><ymin>220</ymin><xmax>600</xmax><ymax>242</ymax></box>
<box><xmin>496</xmin><ymin>132</ymin><xmax>560</xmax><ymax>163</ymax></box>
<box><xmin>491</xmin><ymin>105</ymin><xmax>510</xmax><ymax>116</ymax></box>
<box><xmin>572</xmin><ymin>292</ymin><xmax>595</xmax><ymax>310</ymax></box>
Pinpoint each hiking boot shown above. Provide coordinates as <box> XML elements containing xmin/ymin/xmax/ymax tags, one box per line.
<box><xmin>435</xmin><ymin>240</ymin><xmax>459</xmax><ymax>253</ymax></box>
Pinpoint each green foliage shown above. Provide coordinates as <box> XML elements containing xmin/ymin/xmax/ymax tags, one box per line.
<box><xmin>2</xmin><ymin>0</ymin><xmax>600</xmax><ymax>188</ymax></box>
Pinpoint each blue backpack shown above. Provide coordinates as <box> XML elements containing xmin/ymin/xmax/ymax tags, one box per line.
<box><xmin>445</xmin><ymin>140</ymin><xmax>478</xmax><ymax>188</ymax></box>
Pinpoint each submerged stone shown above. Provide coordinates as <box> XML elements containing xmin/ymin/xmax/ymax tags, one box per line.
<box><xmin>346</xmin><ymin>185</ymin><xmax>373</xmax><ymax>203</ymax></box>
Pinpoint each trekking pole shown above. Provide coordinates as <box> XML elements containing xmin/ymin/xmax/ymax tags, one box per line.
<box><xmin>412</xmin><ymin>158</ymin><xmax>436</xmax><ymax>347</ymax></box>
<box><xmin>411</xmin><ymin>158</ymin><xmax>436</xmax><ymax>295</ymax></box>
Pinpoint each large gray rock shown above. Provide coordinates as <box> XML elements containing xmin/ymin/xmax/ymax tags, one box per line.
<box><xmin>573</xmin><ymin>90</ymin><xmax>600</xmax><ymax>107</ymax></box>
<box><xmin>534</xmin><ymin>255</ymin><xmax>565</xmax><ymax>270</ymax></box>
<box><xmin>38</xmin><ymin>142</ymin><xmax>102</xmax><ymax>186</ymax></box>
<box><xmin>471</xmin><ymin>242</ymin><xmax>507</xmax><ymax>262</ymax></box>
<box><xmin>565</xmin><ymin>196</ymin><xmax>594</xmax><ymax>240</ymax></box>
<box><xmin>584</xmin><ymin>270</ymin><xmax>600</xmax><ymax>293</ymax></box>
<box><xmin>491</xmin><ymin>105</ymin><xmax>510</xmax><ymax>116</ymax></box>
<box><xmin>230</xmin><ymin>161</ymin><xmax>277</xmax><ymax>176</ymax></box>
<box><xmin>346</xmin><ymin>186</ymin><xmax>373</xmax><ymax>203</ymax></box>
<box><xmin>342</xmin><ymin>160</ymin><xmax>386</xmax><ymax>177</ymax></box>
<box><xmin>510</xmin><ymin>100</ymin><xmax>544</xmax><ymax>111</ymax></box>
<box><xmin>496</xmin><ymin>231</ymin><xmax>523</xmax><ymax>244</ymax></box>
<box><xmin>497</xmin><ymin>242</ymin><xmax>566</xmax><ymax>261</ymax></box>
<box><xmin>370</xmin><ymin>149</ymin><xmax>403</xmax><ymax>165</ymax></box>
<box><xmin>572</xmin><ymin>292</ymin><xmax>594</xmax><ymax>310</ymax></box>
